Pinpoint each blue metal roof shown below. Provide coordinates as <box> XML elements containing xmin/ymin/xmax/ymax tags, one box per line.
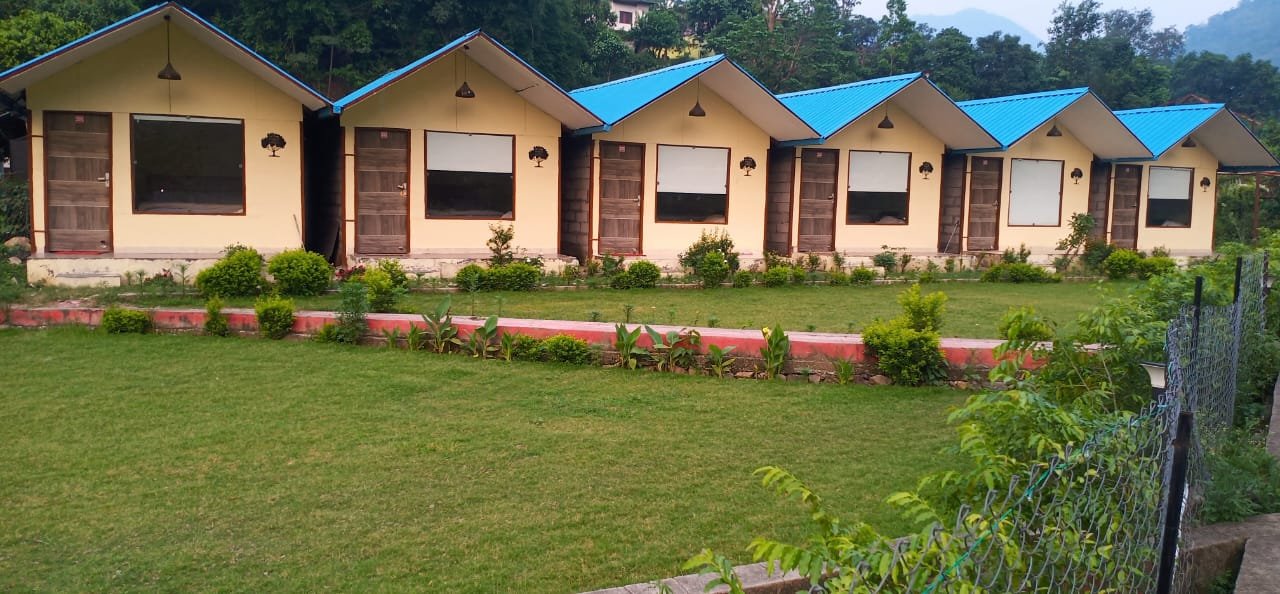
<box><xmin>0</xmin><ymin>2</ymin><xmax>329</xmax><ymax>108</ymax></box>
<box><xmin>333</xmin><ymin>29</ymin><xmax>480</xmax><ymax>113</ymax></box>
<box><xmin>957</xmin><ymin>88</ymin><xmax>1090</xmax><ymax>149</ymax></box>
<box><xmin>569</xmin><ymin>55</ymin><xmax>725</xmax><ymax>126</ymax></box>
<box><xmin>776</xmin><ymin>73</ymin><xmax>920</xmax><ymax>138</ymax></box>
<box><xmin>1113</xmin><ymin>104</ymin><xmax>1223</xmax><ymax>158</ymax></box>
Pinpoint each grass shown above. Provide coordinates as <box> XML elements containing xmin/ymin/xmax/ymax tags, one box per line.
<box><xmin>31</xmin><ymin>280</ymin><xmax>1135</xmax><ymax>339</ymax></box>
<box><xmin>0</xmin><ymin>328</ymin><xmax>964</xmax><ymax>593</ymax></box>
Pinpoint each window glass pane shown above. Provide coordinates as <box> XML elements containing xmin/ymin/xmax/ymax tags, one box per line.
<box><xmin>848</xmin><ymin>192</ymin><xmax>908</xmax><ymax>224</ymax></box>
<box><xmin>1008</xmin><ymin>159</ymin><xmax>1062</xmax><ymax>226</ymax></box>
<box><xmin>426</xmin><ymin>132</ymin><xmax>514</xmax><ymax>219</ymax></box>
<box><xmin>656</xmin><ymin>192</ymin><xmax>727</xmax><ymax>223</ymax></box>
<box><xmin>848</xmin><ymin>151</ymin><xmax>908</xmax><ymax>192</ymax></box>
<box><xmin>1149</xmin><ymin>167</ymin><xmax>1191</xmax><ymax>200</ymax></box>
<box><xmin>656</xmin><ymin>145</ymin><xmax>728</xmax><ymax>223</ymax></box>
<box><xmin>132</xmin><ymin>115</ymin><xmax>243</xmax><ymax>214</ymax></box>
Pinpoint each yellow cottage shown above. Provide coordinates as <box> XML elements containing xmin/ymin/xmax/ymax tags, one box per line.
<box><xmin>326</xmin><ymin>31</ymin><xmax>602</xmax><ymax>271</ymax></box>
<box><xmin>564</xmin><ymin>56</ymin><xmax>820</xmax><ymax>266</ymax></box>
<box><xmin>0</xmin><ymin>2</ymin><xmax>330</xmax><ymax>285</ymax></box>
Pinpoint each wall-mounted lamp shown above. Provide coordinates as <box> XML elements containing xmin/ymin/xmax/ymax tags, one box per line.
<box><xmin>1046</xmin><ymin>123</ymin><xmax>1063</xmax><ymax>137</ymax></box>
<box><xmin>1182</xmin><ymin>137</ymin><xmax>1197</xmax><ymax>148</ymax></box>
<box><xmin>157</xmin><ymin>14</ymin><xmax>182</xmax><ymax>81</ymax></box>
<box><xmin>454</xmin><ymin>46</ymin><xmax>475</xmax><ymax>99</ymax></box>
<box><xmin>528</xmin><ymin>145</ymin><xmax>549</xmax><ymax>167</ymax></box>
<box><xmin>261</xmin><ymin>132</ymin><xmax>286</xmax><ymax>157</ymax></box>
<box><xmin>1070</xmin><ymin>167</ymin><xmax>1084</xmax><ymax>184</ymax></box>
<box><xmin>918</xmin><ymin>161</ymin><xmax>934</xmax><ymax>179</ymax></box>
<box><xmin>1140</xmin><ymin>361</ymin><xmax>1167</xmax><ymax>398</ymax></box>
<box><xmin>877</xmin><ymin>110</ymin><xmax>895</xmax><ymax>129</ymax></box>
<box><xmin>1200</xmin><ymin>177</ymin><xmax>1212</xmax><ymax>192</ymax></box>
<box><xmin>739</xmin><ymin>156</ymin><xmax>757</xmax><ymax>176</ymax></box>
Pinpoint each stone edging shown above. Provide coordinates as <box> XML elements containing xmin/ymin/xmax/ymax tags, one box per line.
<box><xmin>578</xmin><ymin>561</ymin><xmax>808</xmax><ymax>594</ymax></box>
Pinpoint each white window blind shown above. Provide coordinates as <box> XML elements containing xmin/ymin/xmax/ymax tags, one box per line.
<box><xmin>848</xmin><ymin>151</ymin><xmax>909</xmax><ymax>192</ymax></box>
<box><xmin>656</xmin><ymin>145</ymin><xmax>729</xmax><ymax>194</ymax></box>
<box><xmin>1149</xmin><ymin>167</ymin><xmax>1191</xmax><ymax>200</ymax></box>
<box><xmin>1008</xmin><ymin>159</ymin><xmax>1063</xmax><ymax>226</ymax></box>
<box><xmin>426</xmin><ymin>132</ymin><xmax>512</xmax><ymax>173</ymax></box>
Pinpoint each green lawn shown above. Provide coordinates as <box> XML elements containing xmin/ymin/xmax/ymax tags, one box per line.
<box><xmin>61</xmin><ymin>280</ymin><xmax>1133</xmax><ymax>339</ymax></box>
<box><xmin>0</xmin><ymin>328</ymin><xmax>964</xmax><ymax>593</ymax></box>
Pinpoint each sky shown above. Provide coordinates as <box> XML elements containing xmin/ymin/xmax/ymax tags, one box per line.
<box><xmin>852</xmin><ymin>0</ymin><xmax>1241</xmax><ymax>38</ymax></box>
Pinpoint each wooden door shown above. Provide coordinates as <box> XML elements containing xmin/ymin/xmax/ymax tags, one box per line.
<box><xmin>1087</xmin><ymin>159</ymin><xmax>1112</xmax><ymax>242</ymax></box>
<box><xmin>354</xmin><ymin>128</ymin><xmax>409</xmax><ymax>255</ymax></box>
<box><xmin>798</xmin><ymin>148</ymin><xmax>836</xmax><ymax>252</ymax></box>
<box><xmin>937</xmin><ymin>153</ymin><xmax>966</xmax><ymax>253</ymax></box>
<box><xmin>1111</xmin><ymin>164</ymin><xmax>1142</xmax><ymax>249</ymax></box>
<box><xmin>597</xmin><ymin>141</ymin><xmax>643</xmax><ymax>255</ymax></box>
<box><xmin>966</xmin><ymin>156</ymin><xmax>1002</xmax><ymax>251</ymax></box>
<box><xmin>45</xmin><ymin>112</ymin><xmax>111</xmax><ymax>253</ymax></box>
<box><xmin>764</xmin><ymin>147</ymin><xmax>795</xmax><ymax>256</ymax></box>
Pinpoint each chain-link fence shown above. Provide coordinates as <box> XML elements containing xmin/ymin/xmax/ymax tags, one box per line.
<box><xmin>850</xmin><ymin>253</ymin><xmax>1268</xmax><ymax>594</ymax></box>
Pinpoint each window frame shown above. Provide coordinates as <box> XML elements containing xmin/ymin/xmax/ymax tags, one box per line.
<box><xmin>1006</xmin><ymin>158</ymin><xmax>1065</xmax><ymax>228</ymax></box>
<box><xmin>653</xmin><ymin>143</ymin><xmax>731</xmax><ymax>225</ymax></box>
<box><xmin>424</xmin><ymin>130</ymin><xmax>517</xmax><ymax>221</ymax></box>
<box><xmin>618</xmin><ymin>10</ymin><xmax>633</xmax><ymax>24</ymax></box>
<box><xmin>129</xmin><ymin>113</ymin><xmax>247</xmax><ymax>216</ymax></box>
<box><xmin>845</xmin><ymin>149</ymin><xmax>912</xmax><ymax>226</ymax></box>
<box><xmin>1144</xmin><ymin>166</ymin><xmax>1194</xmax><ymax>229</ymax></box>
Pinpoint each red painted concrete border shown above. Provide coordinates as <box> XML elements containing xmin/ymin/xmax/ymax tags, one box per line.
<box><xmin>1</xmin><ymin>306</ymin><xmax>1012</xmax><ymax>367</ymax></box>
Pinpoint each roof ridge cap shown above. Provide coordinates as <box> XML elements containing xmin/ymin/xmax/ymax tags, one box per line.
<box><xmin>778</xmin><ymin>73</ymin><xmax>920</xmax><ymax>98</ymax></box>
<box><xmin>570</xmin><ymin>55</ymin><xmax>722</xmax><ymax>94</ymax></box>
<box><xmin>959</xmin><ymin>87</ymin><xmax>1088</xmax><ymax>106</ymax></box>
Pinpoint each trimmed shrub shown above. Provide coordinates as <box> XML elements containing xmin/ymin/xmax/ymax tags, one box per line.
<box><xmin>507</xmin><ymin>334</ymin><xmax>545</xmax><ymax>361</ymax></box>
<box><xmin>997</xmin><ymin>306</ymin><xmax>1055</xmax><ymax>342</ymax></box>
<box><xmin>1102</xmin><ymin>249</ymin><xmax>1142</xmax><ymax>280</ymax></box>
<box><xmin>363</xmin><ymin>266</ymin><xmax>404</xmax><ymax>312</ymax></box>
<box><xmin>679</xmin><ymin>230</ymin><xmax>740</xmax><ymax>273</ymax></box>
<box><xmin>609</xmin><ymin>270</ymin><xmax>635</xmax><ymax>289</ymax></box>
<box><xmin>255</xmin><ymin>295</ymin><xmax>296</xmax><ymax>339</ymax></box>
<box><xmin>732</xmin><ymin>270</ymin><xmax>753</xmax><ymax>288</ymax></box>
<box><xmin>455</xmin><ymin>264</ymin><xmax>486</xmax><ymax>292</ymax></box>
<box><xmin>1082</xmin><ymin>239</ymin><xmax>1114</xmax><ymax>273</ymax></box>
<box><xmin>488</xmin><ymin>262</ymin><xmax>540</xmax><ymax>291</ymax></box>
<box><xmin>849</xmin><ymin>267</ymin><xmax>877</xmax><ymax>285</ymax></box>
<box><xmin>980</xmin><ymin>262</ymin><xmax>1060</xmax><ymax>283</ymax></box>
<box><xmin>1136</xmin><ymin>256</ymin><xmax>1178</xmax><ymax>280</ymax></box>
<box><xmin>204</xmin><ymin>296</ymin><xmax>230</xmax><ymax>337</ymax></box>
<box><xmin>541</xmin><ymin>334</ymin><xmax>593</xmax><ymax>364</ymax></box>
<box><xmin>376</xmin><ymin>259</ymin><xmax>409</xmax><ymax>289</ymax></box>
<box><xmin>267</xmin><ymin>249</ymin><xmax>332</xmax><ymax>296</ymax></box>
<box><xmin>697</xmin><ymin>250</ymin><xmax>731</xmax><ymax>288</ymax></box>
<box><xmin>196</xmin><ymin>247</ymin><xmax>264</xmax><ymax>297</ymax></box>
<box><xmin>862</xmin><ymin>318</ymin><xmax>946</xmax><ymax>386</ymax></box>
<box><xmin>790</xmin><ymin>267</ymin><xmax>807</xmax><ymax>285</ymax></box>
<box><xmin>872</xmin><ymin>251</ymin><xmax>897</xmax><ymax>274</ymax></box>
<box><xmin>627</xmin><ymin>260</ymin><xmax>661</xmax><ymax>288</ymax></box>
<box><xmin>897</xmin><ymin>284</ymin><xmax>946</xmax><ymax>332</ymax></box>
<box><xmin>101</xmin><ymin>307</ymin><xmax>151</xmax><ymax>334</ymax></box>
<box><xmin>827</xmin><ymin>269</ymin><xmax>849</xmax><ymax>286</ymax></box>
<box><xmin>763</xmin><ymin>266</ymin><xmax>790</xmax><ymax>287</ymax></box>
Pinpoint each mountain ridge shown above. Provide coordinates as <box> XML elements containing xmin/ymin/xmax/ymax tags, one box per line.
<box><xmin>913</xmin><ymin>8</ymin><xmax>1043</xmax><ymax>46</ymax></box>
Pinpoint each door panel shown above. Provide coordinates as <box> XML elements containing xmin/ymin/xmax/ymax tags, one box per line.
<box><xmin>355</xmin><ymin>128</ymin><xmax>408</xmax><ymax>255</ymax></box>
<box><xmin>597</xmin><ymin>141</ymin><xmax>643</xmax><ymax>255</ymax></box>
<box><xmin>937</xmin><ymin>153</ymin><xmax>966</xmax><ymax>253</ymax></box>
<box><xmin>1111</xmin><ymin>164</ymin><xmax>1142</xmax><ymax>249</ymax></box>
<box><xmin>45</xmin><ymin>112</ymin><xmax>111</xmax><ymax>253</ymax></box>
<box><xmin>966</xmin><ymin>156</ymin><xmax>1002</xmax><ymax>251</ymax></box>
<box><xmin>1087</xmin><ymin>159</ymin><xmax>1112</xmax><ymax>242</ymax></box>
<box><xmin>798</xmin><ymin>148</ymin><xmax>836</xmax><ymax>252</ymax></box>
<box><xmin>765</xmin><ymin>148</ymin><xmax>795</xmax><ymax>256</ymax></box>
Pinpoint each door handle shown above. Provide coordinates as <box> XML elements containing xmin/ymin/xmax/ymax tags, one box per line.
<box><xmin>97</xmin><ymin>172</ymin><xmax>110</xmax><ymax>186</ymax></box>
<box><xmin>397</xmin><ymin>183</ymin><xmax>407</xmax><ymax>197</ymax></box>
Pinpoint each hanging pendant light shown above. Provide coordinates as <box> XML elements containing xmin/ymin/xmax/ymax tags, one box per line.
<box><xmin>157</xmin><ymin>14</ymin><xmax>182</xmax><ymax>81</ymax></box>
<box><xmin>877</xmin><ymin>110</ymin><xmax>894</xmax><ymax>129</ymax></box>
<box><xmin>1181</xmin><ymin>137</ymin><xmax>1197</xmax><ymax>148</ymax></box>
<box><xmin>689</xmin><ymin>81</ymin><xmax>706</xmax><ymax>117</ymax></box>
<box><xmin>1046</xmin><ymin>123</ymin><xmax>1063</xmax><ymax>137</ymax></box>
<box><xmin>455</xmin><ymin>48</ymin><xmax>475</xmax><ymax>99</ymax></box>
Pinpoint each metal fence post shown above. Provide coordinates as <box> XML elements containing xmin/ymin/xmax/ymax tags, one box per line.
<box><xmin>1234</xmin><ymin>256</ymin><xmax>1244</xmax><ymax>304</ymax></box>
<box><xmin>1156</xmin><ymin>410</ymin><xmax>1195</xmax><ymax>594</ymax></box>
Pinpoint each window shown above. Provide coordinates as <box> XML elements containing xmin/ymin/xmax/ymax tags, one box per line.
<box><xmin>1146</xmin><ymin>167</ymin><xmax>1192</xmax><ymax>228</ymax></box>
<box><xmin>655</xmin><ymin>145</ymin><xmax>728</xmax><ymax>223</ymax></box>
<box><xmin>618</xmin><ymin>10</ymin><xmax>633</xmax><ymax>24</ymax></box>
<box><xmin>847</xmin><ymin>151</ymin><xmax>909</xmax><ymax>224</ymax></box>
<box><xmin>1008</xmin><ymin>159</ymin><xmax>1063</xmax><ymax>226</ymax></box>
<box><xmin>132</xmin><ymin>115</ymin><xmax>244</xmax><ymax>214</ymax></box>
<box><xmin>426</xmin><ymin>132</ymin><xmax>514</xmax><ymax>219</ymax></box>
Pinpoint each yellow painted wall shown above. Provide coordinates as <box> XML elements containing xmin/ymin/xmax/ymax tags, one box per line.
<box><xmin>590</xmin><ymin>83</ymin><xmax>771</xmax><ymax>261</ymax></box>
<box><xmin>967</xmin><ymin>121</ymin><xmax>1095</xmax><ymax>253</ymax></box>
<box><xmin>338</xmin><ymin>53</ymin><xmax>562</xmax><ymax>258</ymax></box>
<box><xmin>1121</xmin><ymin>145</ymin><xmax>1219</xmax><ymax>255</ymax></box>
<box><xmin>789</xmin><ymin>102</ymin><xmax>945</xmax><ymax>254</ymax></box>
<box><xmin>26</xmin><ymin>24</ymin><xmax>305</xmax><ymax>255</ymax></box>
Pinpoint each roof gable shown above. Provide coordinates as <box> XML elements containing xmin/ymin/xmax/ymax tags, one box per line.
<box><xmin>959</xmin><ymin>88</ymin><xmax>1150</xmax><ymax>159</ymax></box>
<box><xmin>1114</xmin><ymin>104</ymin><xmax>1222</xmax><ymax>157</ymax></box>
<box><xmin>1115</xmin><ymin>104</ymin><xmax>1279</xmax><ymax>170</ymax></box>
<box><xmin>0</xmin><ymin>2</ymin><xmax>329</xmax><ymax>110</ymax></box>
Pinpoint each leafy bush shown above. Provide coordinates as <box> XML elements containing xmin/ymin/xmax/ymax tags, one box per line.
<box><xmin>1202</xmin><ymin>426</ymin><xmax>1280</xmax><ymax>523</ymax></box>
<box><xmin>1082</xmin><ymin>239</ymin><xmax>1114</xmax><ymax>273</ymax></box>
<box><xmin>762</xmin><ymin>266</ymin><xmax>790</xmax><ymax>287</ymax></box>
<box><xmin>487</xmin><ymin>224</ymin><xmax>516</xmax><ymax>266</ymax></box>
<box><xmin>503</xmin><ymin>333</ymin><xmax>544</xmax><ymax>362</ymax></box>
<box><xmin>732</xmin><ymin>270</ymin><xmax>753</xmax><ymax>288</ymax></box>
<box><xmin>980</xmin><ymin>262</ymin><xmax>1060</xmax><ymax>283</ymax></box>
<box><xmin>679</xmin><ymin>230</ymin><xmax>740</xmax><ymax>274</ymax></box>
<box><xmin>627</xmin><ymin>260</ymin><xmax>661</xmax><ymax>288</ymax></box>
<box><xmin>897</xmin><ymin>284</ymin><xmax>946</xmax><ymax>332</ymax></box>
<box><xmin>488</xmin><ymin>262</ymin><xmax>540</xmax><ymax>291</ymax></box>
<box><xmin>196</xmin><ymin>246</ymin><xmax>264</xmax><ymax>297</ymax></box>
<box><xmin>267</xmin><ymin>249</ymin><xmax>332</xmax><ymax>296</ymax></box>
<box><xmin>697</xmin><ymin>250</ymin><xmax>731</xmax><ymax>288</ymax></box>
<box><xmin>849</xmin><ymin>267</ymin><xmax>877</xmax><ymax>284</ymax></box>
<box><xmin>997</xmin><ymin>306</ymin><xmax>1055</xmax><ymax>342</ymax></box>
<box><xmin>333</xmin><ymin>282</ymin><xmax>369</xmax><ymax>344</ymax></box>
<box><xmin>204</xmin><ymin>296</ymin><xmax>230</xmax><ymax>337</ymax></box>
<box><xmin>255</xmin><ymin>295</ymin><xmax>296</xmax><ymax>339</ymax></box>
<box><xmin>101</xmin><ymin>307</ymin><xmax>151</xmax><ymax>334</ymax></box>
<box><xmin>0</xmin><ymin>246</ymin><xmax>24</xmax><ymax>304</ymax></box>
<box><xmin>363</xmin><ymin>266</ymin><xmax>404</xmax><ymax>312</ymax></box>
<box><xmin>0</xmin><ymin>178</ymin><xmax>30</xmax><ymax>241</ymax></box>
<box><xmin>827</xmin><ymin>269</ymin><xmax>849</xmax><ymax>285</ymax></box>
<box><xmin>1102</xmin><ymin>249</ymin><xmax>1143</xmax><ymax>279</ymax></box>
<box><xmin>1136</xmin><ymin>256</ymin><xmax>1177</xmax><ymax>279</ymax></box>
<box><xmin>376</xmin><ymin>259</ymin><xmax>409</xmax><ymax>289</ymax></box>
<box><xmin>862</xmin><ymin>318</ymin><xmax>946</xmax><ymax>386</ymax></box>
<box><xmin>541</xmin><ymin>334</ymin><xmax>593</xmax><ymax>364</ymax></box>
<box><xmin>872</xmin><ymin>250</ymin><xmax>897</xmax><ymax>273</ymax></box>
<box><xmin>455</xmin><ymin>264</ymin><xmax>486</xmax><ymax>292</ymax></box>
<box><xmin>1001</xmin><ymin>244</ymin><xmax>1031</xmax><ymax>264</ymax></box>
<box><xmin>609</xmin><ymin>270</ymin><xmax>634</xmax><ymax>289</ymax></box>
<box><xmin>790</xmin><ymin>267</ymin><xmax>807</xmax><ymax>285</ymax></box>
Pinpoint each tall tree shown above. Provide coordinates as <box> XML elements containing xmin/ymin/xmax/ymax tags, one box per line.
<box><xmin>1102</xmin><ymin>8</ymin><xmax>1183</xmax><ymax>64</ymax></box>
<box><xmin>0</xmin><ymin>10</ymin><xmax>89</xmax><ymax>68</ymax></box>
<box><xmin>631</xmin><ymin>7</ymin><xmax>685</xmax><ymax>58</ymax></box>
<box><xmin>1045</xmin><ymin>1</ymin><xmax>1169</xmax><ymax>109</ymax></box>
<box><xmin>922</xmin><ymin>27</ymin><xmax>977</xmax><ymax>99</ymax></box>
<box><xmin>875</xmin><ymin>0</ymin><xmax>928</xmax><ymax>75</ymax></box>
<box><xmin>682</xmin><ymin>0</ymin><xmax>757</xmax><ymax>37</ymax></box>
<box><xmin>971</xmin><ymin>33</ymin><xmax>1047</xmax><ymax>99</ymax></box>
<box><xmin>1170</xmin><ymin>52</ymin><xmax>1280</xmax><ymax>118</ymax></box>
<box><xmin>706</xmin><ymin>0</ymin><xmax>854</xmax><ymax>92</ymax></box>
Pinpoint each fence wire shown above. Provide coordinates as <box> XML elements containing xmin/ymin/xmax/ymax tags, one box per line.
<box><xmin>846</xmin><ymin>253</ymin><xmax>1267</xmax><ymax>594</ymax></box>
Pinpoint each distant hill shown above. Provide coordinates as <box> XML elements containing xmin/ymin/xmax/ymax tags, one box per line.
<box><xmin>914</xmin><ymin>8</ymin><xmax>1043</xmax><ymax>46</ymax></box>
<box><xmin>1185</xmin><ymin>0</ymin><xmax>1280</xmax><ymax>64</ymax></box>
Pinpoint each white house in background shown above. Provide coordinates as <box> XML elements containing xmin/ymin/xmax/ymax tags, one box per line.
<box><xmin>611</xmin><ymin>0</ymin><xmax>656</xmax><ymax>31</ymax></box>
